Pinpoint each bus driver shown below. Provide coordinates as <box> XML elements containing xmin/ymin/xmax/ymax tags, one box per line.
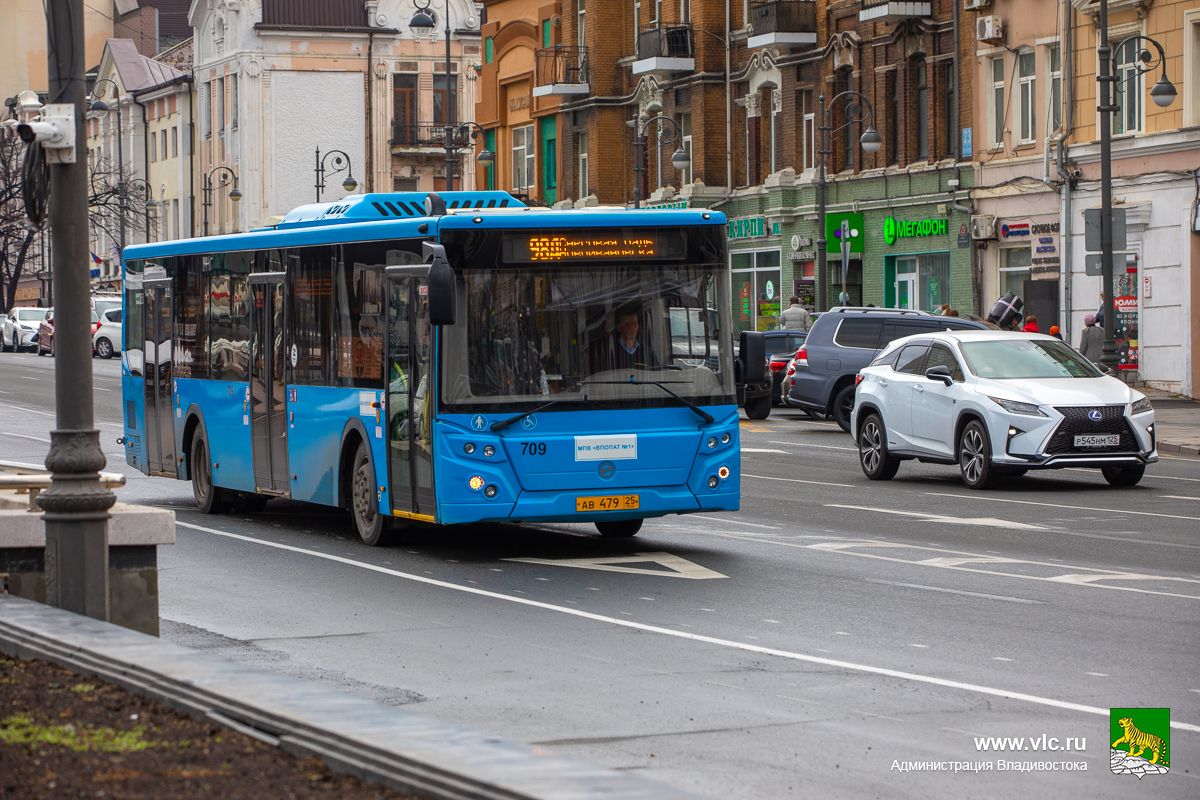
<box><xmin>595</xmin><ymin>304</ymin><xmax>659</xmax><ymax>371</ymax></box>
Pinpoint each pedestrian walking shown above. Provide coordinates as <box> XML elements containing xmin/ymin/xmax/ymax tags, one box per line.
<box><xmin>778</xmin><ymin>296</ymin><xmax>811</xmax><ymax>332</ymax></box>
<box><xmin>1022</xmin><ymin>314</ymin><xmax>1040</xmax><ymax>333</ymax></box>
<box><xmin>1049</xmin><ymin>325</ymin><xmax>1062</xmax><ymax>339</ymax></box>
<box><xmin>1079</xmin><ymin>314</ymin><xmax>1104</xmax><ymax>362</ymax></box>
<box><xmin>1095</xmin><ymin>292</ymin><xmax>1105</xmax><ymax>329</ymax></box>
<box><xmin>945</xmin><ymin>308</ymin><xmax>959</xmax><ymax>317</ymax></box>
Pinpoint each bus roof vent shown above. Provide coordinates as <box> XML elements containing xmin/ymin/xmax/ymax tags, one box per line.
<box><xmin>276</xmin><ymin>191</ymin><xmax>526</xmax><ymax>230</ymax></box>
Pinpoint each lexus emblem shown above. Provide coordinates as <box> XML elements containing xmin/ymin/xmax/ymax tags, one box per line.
<box><xmin>1087</xmin><ymin>410</ymin><xmax>1103</xmax><ymax>421</ymax></box>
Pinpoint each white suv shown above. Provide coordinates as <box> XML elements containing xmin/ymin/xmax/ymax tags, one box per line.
<box><xmin>852</xmin><ymin>331</ymin><xmax>1156</xmax><ymax>489</ymax></box>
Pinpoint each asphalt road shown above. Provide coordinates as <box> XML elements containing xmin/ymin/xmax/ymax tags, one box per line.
<box><xmin>2</xmin><ymin>350</ymin><xmax>1198</xmax><ymax>798</ymax></box>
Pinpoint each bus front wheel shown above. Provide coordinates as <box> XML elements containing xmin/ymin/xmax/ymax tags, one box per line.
<box><xmin>595</xmin><ymin>519</ymin><xmax>642</xmax><ymax>538</ymax></box>
<box><xmin>352</xmin><ymin>442</ymin><xmax>387</xmax><ymax>546</ymax></box>
<box><xmin>191</xmin><ymin>437</ymin><xmax>227</xmax><ymax>514</ymax></box>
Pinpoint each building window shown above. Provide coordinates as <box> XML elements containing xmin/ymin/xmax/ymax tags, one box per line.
<box><xmin>1048</xmin><ymin>45</ymin><xmax>1062</xmax><ymax>133</ymax></box>
<box><xmin>172</xmin><ymin>198</ymin><xmax>179</xmax><ymax>240</ymax></box>
<box><xmin>150</xmin><ymin>130</ymin><xmax>157</xmax><ymax>162</ymax></box>
<box><xmin>677</xmin><ymin>112</ymin><xmax>692</xmax><ymax>185</ymax></box>
<box><xmin>485</xmin><ymin>129</ymin><xmax>496</xmax><ymax>190</ymax></box>
<box><xmin>680</xmin><ymin>0</ymin><xmax>690</xmax><ymax>23</ymax></box>
<box><xmin>512</xmin><ymin>123</ymin><xmax>535</xmax><ymax>191</ymax></box>
<box><xmin>433</xmin><ymin>74</ymin><xmax>457</xmax><ymax>126</ymax></box>
<box><xmin>171</xmin><ymin>126</ymin><xmax>178</xmax><ymax>158</ymax></box>
<box><xmin>577</xmin><ymin>0</ymin><xmax>586</xmax><ymax>48</ymax></box>
<box><xmin>1187</xmin><ymin>12</ymin><xmax>1200</xmax><ymax>127</ymax></box>
<box><xmin>541</xmin><ymin>116</ymin><xmax>557</xmax><ymax>204</ymax></box>
<box><xmin>633</xmin><ymin>0</ymin><xmax>641</xmax><ymax>48</ymax></box>
<box><xmin>577</xmin><ymin>131</ymin><xmax>588</xmax><ymax>197</ymax></box>
<box><xmin>542</xmin><ymin>18</ymin><xmax>552</xmax><ymax>47</ymax></box>
<box><xmin>886</xmin><ymin>72</ymin><xmax>898</xmax><ymax>164</ymax></box>
<box><xmin>201</xmin><ymin>83</ymin><xmax>211</xmax><ymax>138</ymax></box>
<box><xmin>217</xmin><ymin>77</ymin><xmax>225</xmax><ymax>136</ymax></box>
<box><xmin>943</xmin><ymin>63</ymin><xmax>955</xmax><ymax>159</ymax></box>
<box><xmin>1000</xmin><ymin>247</ymin><xmax>1032</xmax><ymax>298</ymax></box>
<box><xmin>393</xmin><ymin>74</ymin><xmax>418</xmax><ymax>142</ymax></box>
<box><xmin>230</xmin><ymin>74</ymin><xmax>238</xmax><ymax>128</ymax></box>
<box><xmin>990</xmin><ymin>56</ymin><xmax>1005</xmax><ymax>147</ymax></box>
<box><xmin>1113</xmin><ymin>38</ymin><xmax>1141</xmax><ymax>134</ymax></box>
<box><xmin>840</xmin><ymin>69</ymin><xmax>854</xmax><ymax>169</ymax></box>
<box><xmin>799</xmin><ymin>90</ymin><xmax>815</xmax><ymax>170</ymax></box>
<box><xmin>1018</xmin><ymin>51</ymin><xmax>1036</xmax><ymax>144</ymax></box>
<box><xmin>915</xmin><ymin>61</ymin><xmax>928</xmax><ymax>160</ymax></box>
<box><xmin>485</xmin><ymin>37</ymin><xmax>494</xmax><ymax>64</ymax></box>
<box><xmin>161</xmin><ymin>130</ymin><xmax>168</xmax><ymax>160</ymax></box>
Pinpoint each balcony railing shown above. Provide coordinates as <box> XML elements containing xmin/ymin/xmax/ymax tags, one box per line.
<box><xmin>390</xmin><ymin>123</ymin><xmax>455</xmax><ymax>147</ymax></box>
<box><xmin>534</xmin><ymin>46</ymin><xmax>591</xmax><ymax>96</ymax></box>
<box><xmin>635</xmin><ymin>23</ymin><xmax>695</xmax><ymax>61</ymax></box>
<box><xmin>750</xmin><ymin>1</ymin><xmax>816</xmax><ymax>37</ymax></box>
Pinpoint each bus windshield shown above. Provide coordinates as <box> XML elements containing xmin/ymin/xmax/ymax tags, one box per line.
<box><xmin>440</xmin><ymin>262</ymin><xmax>734</xmax><ymax>413</ymax></box>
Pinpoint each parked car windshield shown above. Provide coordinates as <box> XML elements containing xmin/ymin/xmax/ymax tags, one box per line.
<box><xmin>16</xmin><ymin>309</ymin><xmax>49</xmax><ymax>321</ymax></box>
<box><xmin>960</xmin><ymin>339</ymin><xmax>1102</xmax><ymax>379</ymax></box>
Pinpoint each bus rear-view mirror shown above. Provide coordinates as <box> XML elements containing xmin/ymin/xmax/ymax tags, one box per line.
<box><xmin>424</xmin><ymin>242</ymin><xmax>456</xmax><ymax>327</ymax></box>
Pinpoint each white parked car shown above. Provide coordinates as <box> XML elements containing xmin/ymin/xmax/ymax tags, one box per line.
<box><xmin>852</xmin><ymin>331</ymin><xmax>1156</xmax><ymax>489</ymax></box>
<box><xmin>93</xmin><ymin>307</ymin><xmax>123</xmax><ymax>359</ymax></box>
<box><xmin>2</xmin><ymin>307</ymin><xmax>50</xmax><ymax>353</ymax></box>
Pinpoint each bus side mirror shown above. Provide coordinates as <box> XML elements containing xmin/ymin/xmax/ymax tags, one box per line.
<box><xmin>424</xmin><ymin>241</ymin><xmax>456</xmax><ymax>326</ymax></box>
<box><xmin>739</xmin><ymin>330</ymin><xmax>767</xmax><ymax>384</ymax></box>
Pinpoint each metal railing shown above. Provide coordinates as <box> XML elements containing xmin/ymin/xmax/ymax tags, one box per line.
<box><xmin>749</xmin><ymin>1</ymin><xmax>817</xmax><ymax>36</ymax></box>
<box><xmin>389</xmin><ymin>123</ymin><xmax>459</xmax><ymax>147</ymax></box>
<box><xmin>535</xmin><ymin>46</ymin><xmax>591</xmax><ymax>88</ymax></box>
<box><xmin>635</xmin><ymin>22</ymin><xmax>695</xmax><ymax>61</ymax></box>
<box><xmin>0</xmin><ymin>460</ymin><xmax>126</xmax><ymax>512</ymax></box>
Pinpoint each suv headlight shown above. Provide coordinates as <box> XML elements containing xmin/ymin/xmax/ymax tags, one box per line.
<box><xmin>1130</xmin><ymin>397</ymin><xmax>1153</xmax><ymax>415</ymax></box>
<box><xmin>988</xmin><ymin>396</ymin><xmax>1047</xmax><ymax>417</ymax></box>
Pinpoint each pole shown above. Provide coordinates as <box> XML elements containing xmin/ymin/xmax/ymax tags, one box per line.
<box><xmin>40</xmin><ymin>0</ymin><xmax>114</xmax><ymax>620</ymax></box>
<box><xmin>724</xmin><ymin>0</ymin><xmax>732</xmax><ymax>194</ymax></box>
<box><xmin>443</xmin><ymin>0</ymin><xmax>455</xmax><ymax>192</ymax></box>
<box><xmin>633</xmin><ymin>129</ymin><xmax>643</xmax><ymax>209</ymax></box>
<box><xmin>115</xmin><ymin>89</ymin><xmax>126</xmax><ymax>253</ymax></box>
<box><xmin>1097</xmin><ymin>0</ymin><xmax>1118</xmax><ymax>371</ymax></box>
<box><xmin>314</xmin><ymin>146</ymin><xmax>321</xmax><ymax>203</ymax></box>
<box><xmin>816</xmin><ymin>95</ymin><xmax>827</xmax><ymax>313</ymax></box>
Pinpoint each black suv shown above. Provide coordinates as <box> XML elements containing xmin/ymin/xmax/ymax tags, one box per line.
<box><xmin>784</xmin><ymin>308</ymin><xmax>988</xmax><ymax>431</ymax></box>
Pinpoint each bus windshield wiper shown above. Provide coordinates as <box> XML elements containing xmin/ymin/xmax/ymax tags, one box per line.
<box><xmin>583</xmin><ymin>379</ymin><xmax>715</xmax><ymax>425</ymax></box>
<box><xmin>490</xmin><ymin>396</ymin><xmax>598</xmax><ymax>431</ymax></box>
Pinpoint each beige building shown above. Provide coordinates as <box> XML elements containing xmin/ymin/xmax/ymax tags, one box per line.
<box><xmin>0</xmin><ymin>1</ymin><xmax>113</xmax><ymax>103</ymax></box>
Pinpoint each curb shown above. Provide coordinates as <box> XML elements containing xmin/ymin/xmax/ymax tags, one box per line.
<box><xmin>1158</xmin><ymin>440</ymin><xmax>1200</xmax><ymax>457</ymax></box>
<box><xmin>0</xmin><ymin>595</ymin><xmax>700</xmax><ymax>800</ymax></box>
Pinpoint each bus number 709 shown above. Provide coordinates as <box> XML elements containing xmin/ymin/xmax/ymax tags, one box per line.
<box><xmin>520</xmin><ymin>442</ymin><xmax>546</xmax><ymax>456</ymax></box>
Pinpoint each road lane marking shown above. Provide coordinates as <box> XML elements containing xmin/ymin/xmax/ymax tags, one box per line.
<box><xmin>924</xmin><ymin>491</ymin><xmax>1200</xmax><ymax>523</ymax></box>
<box><xmin>826</xmin><ymin>503</ymin><xmax>1046</xmax><ymax>531</ymax></box>
<box><xmin>768</xmin><ymin>440</ymin><xmax>858</xmax><ymax>452</ymax></box>
<box><xmin>174</xmin><ymin>519</ymin><xmax>1200</xmax><ymax>734</ymax></box>
<box><xmin>1161</xmin><ymin>495</ymin><xmax>1200</xmax><ymax>501</ymax></box>
<box><xmin>705</xmin><ymin>516</ymin><xmax>781</xmax><ymax>530</ymax></box>
<box><xmin>741</xmin><ymin>448</ymin><xmax>789</xmax><ymax>453</ymax></box>
<box><xmin>744</xmin><ymin>473</ymin><xmax>852</xmax><ymax>488</ymax></box>
<box><xmin>2</xmin><ymin>431</ymin><xmax>51</xmax><ymax>443</ymax></box>
<box><xmin>504</xmin><ymin>552</ymin><xmax>727</xmax><ymax>580</ymax></box>
<box><xmin>864</xmin><ymin>579</ymin><xmax>1043</xmax><ymax>605</ymax></box>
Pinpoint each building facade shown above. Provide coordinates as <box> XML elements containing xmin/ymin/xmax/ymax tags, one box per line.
<box><xmin>188</xmin><ymin>0</ymin><xmax>483</xmax><ymax>235</ymax></box>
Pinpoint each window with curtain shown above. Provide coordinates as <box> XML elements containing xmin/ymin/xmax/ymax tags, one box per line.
<box><xmin>943</xmin><ymin>63</ymin><xmax>955</xmax><ymax>159</ymax></box>
<box><xmin>512</xmin><ymin>124</ymin><xmax>535</xmax><ymax>191</ymax></box>
<box><xmin>577</xmin><ymin>0</ymin><xmax>585</xmax><ymax>47</ymax></box>
<box><xmin>433</xmin><ymin>74</ymin><xmax>456</xmax><ymax>126</ymax></box>
<box><xmin>1113</xmin><ymin>39</ymin><xmax>1141</xmax><ymax>134</ymax></box>
<box><xmin>915</xmin><ymin>61</ymin><xmax>928</xmax><ymax>159</ymax></box>
<box><xmin>799</xmin><ymin>90</ymin><xmax>815</xmax><ymax>170</ymax></box>
<box><xmin>1018</xmin><ymin>51</ymin><xmax>1036</xmax><ymax>143</ymax></box>
<box><xmin>577</xmin><ymin>131</ymin><xmax>588</xmax><ymax>196</ymax></box>
<box><xmin>991</xmin><ymin>57</ymin><xmax>1005</xmax><ymax>146</ymax></box>
<box><xmin>1049</xmin><ymin>45</ymin><xmax>1062</xmax><ymax>132</ymax></box>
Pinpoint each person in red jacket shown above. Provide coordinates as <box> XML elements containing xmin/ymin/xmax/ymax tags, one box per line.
<box><xmin>1022</xmin><ymin>314</ymin><xmax>1040</xmax><ymax>333</ymax></box>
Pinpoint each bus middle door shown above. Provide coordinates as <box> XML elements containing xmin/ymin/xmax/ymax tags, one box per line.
<box><xmin>142</xmin><ymin>274</ymin><xmax>175</xmax><ymax>476</ymax></box>
<box><xmin>384</xmin><ymin>268</ymin><xmax>435</xmax><ymax>520</ymax></box>
<box><xmin>249</xmin><ymin>273</ymin><xmax>290</xmax><ymax>495</ymax></box>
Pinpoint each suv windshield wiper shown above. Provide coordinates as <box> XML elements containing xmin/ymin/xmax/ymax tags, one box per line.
<box><xmin>490</xmin><ymin>396</ymin><xmax>600</xmax><ymax>431</ymax></box>
<box><xmin>583</xmin><ymin>378</ymin><xmax>715</xmax><ymax>424</ymax></box>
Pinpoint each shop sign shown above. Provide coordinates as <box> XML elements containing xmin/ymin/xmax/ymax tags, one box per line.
<box><xmin>787</xmin><ymin>250</ymin><xmax>816</xmax><ymax>261</ymax></box>
<box><xmin>826</xmin><ymin>212</ymin><xmax>864</xmax><ymax>253</ymax></box>
<box><xmin>882</xmin><ymin>217</ymin><xmax>948</xmax><ymax>245</ymax></box>
<box><xmin>790</xmin><ymin>235</ymin><xmax>812</xmax><ymax>249</ymax></box>
<box><xmin>957</xmin><ymin>223</ymin><xmax>969</xmax><ymax>248</ymax></box>
<box><xmin>1030</xmin><ymin>221</ymin><xmax>1060</xmax><ymax>271</ymax></box>
<box><xmin>509</xmin><ymin>95</ymin><xmax>530</xmax><ymax>111</ymax></box>
<box><xmin>728</xmin><ymin>216</ymin><xmax>767</xmax><ymax>240</ymax></box>
<box><xmin>644</xmin><ymin>200</ymin><xmax>688</xmax><ymax>209</ymax></box>
<box><xmin>1000</xmin><ymin>222</ymin><xmax>1030</xmax><ymax>238</ymax></box>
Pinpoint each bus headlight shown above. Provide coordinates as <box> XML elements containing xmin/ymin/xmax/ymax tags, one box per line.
<box><xmin>464</xmin><ymin>443</ymin><xmax>476</xmax><ymax>454</ymax></box>
<box><xmin>721</xmin><ymin>432</ymin><xmax>731</xmax><ymax>444</ymax></box>
<box><xmin>707</xmin><ymin>476</ymin><xmax>719</xmax><ymax>490</ymax></box>
<box><xmin>468</xmin><ymin>475</ymin><xmax>484</xmax><ymax>491</ymax></box>
<box><xmin>708</xmin><ymin>437</ymin><xmax>717</xmax><ymax>449</ymax></box>
<box><xmin>484</xmin><ymin>485</ymin><xmax>498</xmax><ymax>498</ymax></box>
<box><xmin>483</xmin><ymin>445</ymin><xmax>495</xmax><ymax>457</ymax></box>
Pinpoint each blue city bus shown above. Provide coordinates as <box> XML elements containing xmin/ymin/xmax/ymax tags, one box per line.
<box><xmin>119</xmin><ymin>191</ymin><xmax>759</xmax><ymax>543</ymax></box>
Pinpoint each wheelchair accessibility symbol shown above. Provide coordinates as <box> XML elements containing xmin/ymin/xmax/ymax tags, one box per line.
<box><xmin>521</xmin><ymin>415</ymin><xmax>537</xmax><ymax>430</ymax></box>
<box><xmin>471</xmin><ymin>414</ymin><xmax>488</xmax><ymax>431</ymax></box>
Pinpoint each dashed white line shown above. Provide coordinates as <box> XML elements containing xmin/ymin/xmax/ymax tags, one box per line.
<box><xmin>768</xmin><ymin>440</ymin><xmax>858</xmax><ymax>452</ymax></box>
<box><xmin>924</xmin><ymin>491</ymin><xmax>1200</xmax><ymax>523</ymax></box>
<box><xmin>993</xmin><ymin>657</ymin><xmax>1015</xmax><ymax>662</ymax></box>
<box><xmin>744</xmin><ymin>473</ymin><xmax>852</xmax><ymax>488</ymax></box>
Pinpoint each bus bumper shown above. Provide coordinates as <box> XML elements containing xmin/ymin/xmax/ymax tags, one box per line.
<box><xmin>438</xmin><ymin>484</ymin><xmax>738</xmax><ymax>525</ymax></box>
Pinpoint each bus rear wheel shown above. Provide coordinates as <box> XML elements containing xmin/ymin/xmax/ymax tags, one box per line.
<box><xmin>352</xmin><ymin>442</ymin><xmax>388</xmax><ymax>546</ymax></box>
<box><xmin>595</xmin><ymin>519</ymin><xmax>643</xmax><ymax>538</ymax></box>
<box><xmin>191</xmin><ymin>437</ymin><xmax>227</xmax><ymax>514</ymax></box>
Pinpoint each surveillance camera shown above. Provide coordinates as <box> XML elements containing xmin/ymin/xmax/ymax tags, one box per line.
<box><xmin>16</xmin><ymin>120</ymin><xmax>65</xmax><ymax>145</ymax></box>
<box><xmin>13</xmin><ymin>105</ymin><xmax>75</xmax><ymax>162</ymax></box>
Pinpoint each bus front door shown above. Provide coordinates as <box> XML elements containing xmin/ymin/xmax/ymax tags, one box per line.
<box><xmin>385</xmin><ymin>272</ymin><xmax>435</xmax><ymax>520</ymax></box>
<box><xmin>142</xmin><ymin>278</ymin><xmax>174</xmax><ymax>476</ymax></box>
<box><xmin>249</xmin><ymin>275</ymin><xmax>290</xmax><ymax>495</ymax></box>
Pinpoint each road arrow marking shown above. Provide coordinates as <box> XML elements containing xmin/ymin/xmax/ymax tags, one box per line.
<box><xmin>503</xmin><ymin>552</ymin><xmax>728</xmax><ymax>580</ymax></box>
<box><xmin>825</xmin><ymin>504</ymin><xmax>1045</xmax><ymax>530</ymax></box>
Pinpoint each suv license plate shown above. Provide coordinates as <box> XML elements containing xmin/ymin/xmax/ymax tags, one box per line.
<box><xmin>576</xmin><ymin>495</ymin><xmax>639</xmax><ymax>512</ymax></box>
<box><xmin>1075</xmin><ymin>434</ymin><xmax>1119</xmax><ymax>447</ymax></box>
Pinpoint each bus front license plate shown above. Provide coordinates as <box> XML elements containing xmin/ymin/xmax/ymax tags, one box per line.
<box><xmin>576</xmin><ymin>495</ymin><xmax>639</xmax><ymax>512</ymax></box>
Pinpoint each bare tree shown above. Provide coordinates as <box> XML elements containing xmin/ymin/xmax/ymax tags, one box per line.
<box><xmin>88</xmin><ymin>154</ymin><xmax>151</xmax><ymax>252</ymax></box>
<box><xmin>0</xmin><ymin>133</ymin><xmax>37</xmax><ymax>314</ymax></box>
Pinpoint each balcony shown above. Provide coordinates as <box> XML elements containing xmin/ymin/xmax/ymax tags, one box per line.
<box><xmin>858</xmin><ymin>0</ymin><xmax>931</xmax><ymax>22</ymax></box>
<box><xmin>633</xmin><ymin>23</ymin><xmax>695</xmax><ymax>76</ymax></box>
<box><xmin>533</xmin><ymin>46</ymin><xmax>590</xmax><ymax>97</ymax></box>
<box><xmin>390</xmin><ymin>123</ymin><xmax>455</xmax><ymax>148</ymax></box>
<box><xmin>748</xmin><ymin>2</ymin><xmax>817</xmax><ymax>49</ymax></box>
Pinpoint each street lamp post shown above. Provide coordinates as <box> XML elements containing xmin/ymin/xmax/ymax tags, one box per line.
<box><xmin>89</xmin><ymin>79</ymin><xmax>126</xmax><ymax>253</ymax></box>
<box><xmin>1095</xmin><ymin>0</ymin><xmax>1175</xmax><ymax>373</ymax></box>
<box><xmin>125</xmin><ymin>178</ymin><xmax>157</xmax><ymax>243</ymax></box>
<box><xmin>631</xmin><ymin>115</ymin><xmax>691</xmax><ymax>209</ymax></box>
<box><xmin>314</xmin><ymin>147</ymin><xmax>358</xmax><ymax>203</ymax></box>
<box><xmin>816</xmin><ymin>92</ymin><xmax>881</xmax><ymax>311</ymax></box>
<box><xmin>408</xmin><ymin>2</ymin><xmax>495</xmax><ymax>191</ymax></box>
<box><xmin>202</xmin><ymin>165</ymin><xmax>242</xmax><ymax>236</ymax></box>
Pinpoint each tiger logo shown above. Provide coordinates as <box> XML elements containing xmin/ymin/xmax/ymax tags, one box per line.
<box><xmin>1112</xmin><ymin>717</ymin><xmax>1169</xmax><ymax>766</ymax></box>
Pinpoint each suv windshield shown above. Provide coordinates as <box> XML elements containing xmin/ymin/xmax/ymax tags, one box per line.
<box><xmin>960</xmin><ymin>339</ymin><xmax>1102</xmax><ymax>379</ymax></box>
<box><xmin>440</xmin><ymin>263</ymin><xmax>734</xmax><ymax>413</ymax></box>
<box><xmin>15</xmin><ymin>309</ymin><xmax>49</xmax><ymax>322</ymax></box>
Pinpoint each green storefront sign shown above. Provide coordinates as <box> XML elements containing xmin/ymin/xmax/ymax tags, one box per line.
<box><xmin>883</xmin><ymin>217</ymin><xmax>948</xmax><ymax>245</ymax></box>
<box><xmin>728</xmin><ymin>217</ymin><xmax>767</xmax><ymax>240</ymax></box>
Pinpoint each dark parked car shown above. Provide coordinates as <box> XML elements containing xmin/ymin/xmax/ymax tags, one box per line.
<box><xmin>785</xmin><ymin>308</ymin><xmax>988</xmax><ymax>432</ymax></box>
<box><xmin>37</xmin><ymin>309</ymin><xmax>100</xmax><ymax>357</ymax></box>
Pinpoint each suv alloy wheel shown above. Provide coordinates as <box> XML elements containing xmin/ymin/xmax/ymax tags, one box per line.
<box><xmin>858</xmin><ymin>413</ymin><xmax>900</xmax><ymax>480</ymax></box>
<box><xmin>958</xmin><ymin>420</ymin><xmax>998</xmax><ymax>489</ymax></box>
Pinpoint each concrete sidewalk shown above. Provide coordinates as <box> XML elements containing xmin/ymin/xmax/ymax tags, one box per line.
<box><xmin>1142</xmin><ymin>388</ymin><xmax>1200</xmax><ymax>457</ymax></box>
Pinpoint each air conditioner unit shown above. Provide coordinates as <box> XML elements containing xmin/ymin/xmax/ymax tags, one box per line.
<box><xmin>976</xmin><ymin>16</ymin><xmax>1004</xmax><ymax>44</ymax></box>
<box><xmin>970</xmin><ymin>215</ymin><xmax>998</xmax><ymax>241</ymax></box>
<box><xmin>964</xmin><ymin>0</ymin><xmax>992</xmax><ymax>10</ymax></box>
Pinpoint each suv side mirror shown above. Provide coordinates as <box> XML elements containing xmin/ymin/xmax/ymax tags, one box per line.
<box><xmin>924</xmin><ymin>364</ymin><xmax>953</xmax><ymax>386</ymax></box>
<box><xmin>423</xmin><ymin>241</ymin><xmax>456</xmax><ymax>326</ymax></box>
<box><xmin>738</xmin><ymin>330</ymin><xmax>767</xmax><ymax>384</ymax></box>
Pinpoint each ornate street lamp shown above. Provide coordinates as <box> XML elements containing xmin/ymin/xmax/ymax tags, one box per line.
<box><xmin>202</xmin><ymin>165</ymin><xmax>241</xmax><ymax>236</ymax></box>
<box><xmin>314</xmin><ymin>147</ymin><xmax>358</xmax><ymax>203</ymax></box>
<box><xmin>631</xmin><ymin>115</ymin><xmax>691</xmax><ymax>209</ymax></box>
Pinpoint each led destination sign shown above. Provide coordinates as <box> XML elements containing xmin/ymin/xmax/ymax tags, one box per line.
<box><xmin>502</xmin><ymin>230</ymin><xmax>686</xmax><ymax>263</ymax></box>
